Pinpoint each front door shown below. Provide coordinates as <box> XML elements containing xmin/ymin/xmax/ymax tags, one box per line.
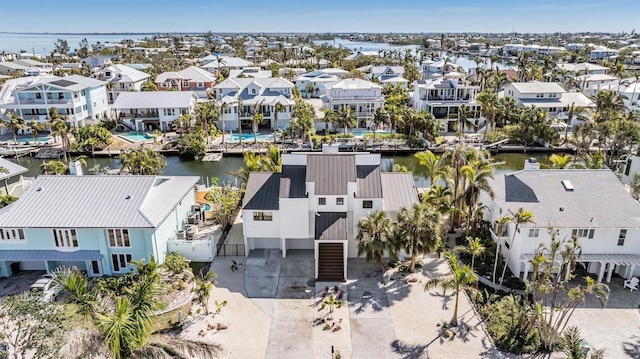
<box><xmin>90</xmin><ymin>260</ymin><xmax>101</xmax><ymax>276</ymax></box>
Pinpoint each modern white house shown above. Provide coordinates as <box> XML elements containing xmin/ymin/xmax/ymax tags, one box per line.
<box><xmin>574</xmin><ymin>73</ymin><xmax>620</xmax><ymax>96</ymax></box>
<box><xmin>294</xmin><ymin>71</ymin><xmax>342</xmax><ymax>99</ymax></box>
<box><xmin>502</xmin><ymin>82</ymin><xmax>595</xmax><ymax>129</ymax></box>
<box><xmin>242</xmin><ymin>146</ymin><xmax>419</xmax><ymax>280</ymax></box>
<box><xmin>111</xmin><ymin>91</ymin><xmax>198</xmax><ymax>132</ymax></box>
<box><xmin>589</xmin><ymin>46</ymin><xmax>618</xmax><ymax>62</ymax></box>
<box><xmin>365</xmin><ymin>65</ymin><xmax>409</xmax><ymax>88</ymax></box>
<box><xmin>480</xmin><ymin>163</ymin><xmax>640</xmax><ymax>283</ymax></box>
<box><xmin>201</xmin><ymin>56</ymin><xmax>253</xmax><ymax>76</ymax></box>
<box><xmin>321</xmin><ymin>78</ymin><xmax>384</xmax><ymax>128</ymax></box>
<box><xmin>0</xmin><ymin>175</ymin><xmax>203</xmax><ymax>278</ymax></box>
<box><xmin>420</xmin><ymin>59</ymin><xmax>458</xmax><ymax>79</ymax></box>
<box><xmin>501</xmin><ymin>44</ymin><xmax>564</xmax><ymax>56</ymax></box>
<box><xmin>0</xmin><ymin>75</ymin><xmax>109</xmax><ymax>127</ymax></box>
<box><xmin>212</xmin><ymin>77</ymin><xmax>295</xmax><ymax>131</ymax></box>
<box><xmin>555</xmin><ymin>62</ymin><xmax>609</xmax><ymax>76</ymax></box>
<box><xmin>95</xmin><ymin>64</ymin><xmax>151</xmax><ymax>103</ymax></box>
<box><xmin>412</xmin><ymin>76</ymin><xmax>481</xmax><ymax>132</ymax></box>
<box><xmin>228</xmin><ymin>67</ymin><xmax>272</xmax><ymax>79</ymax></box>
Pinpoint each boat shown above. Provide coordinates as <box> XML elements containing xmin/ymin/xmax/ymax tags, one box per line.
<box><xmin>202</xmin><ymin>152</ymin><xmax>223</xmax><ymax>162</ymax></box>
<box><xmin>0</xmin><ymin>146</ymin><xmax>33</xmax><ymax>157</ymax></box>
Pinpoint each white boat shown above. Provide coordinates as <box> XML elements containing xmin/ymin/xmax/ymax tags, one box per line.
<box><xmin>0</xmin><ymin>146</ymin><xmax>33</xmax><ymax>157</ymax></box>
<box><xmin>202</xmin><ymin>152</ymin><xmax>223</xmax><ymax>162</ymax></box>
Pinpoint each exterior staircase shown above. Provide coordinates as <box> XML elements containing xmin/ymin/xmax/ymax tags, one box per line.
<box><xmin>317</xmin><ymin>243</ymin><xmax>344</xmax><ymax>281</ymax></box>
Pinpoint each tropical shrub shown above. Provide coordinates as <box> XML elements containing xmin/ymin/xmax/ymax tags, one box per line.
<box><xmin>481</xmin><ymin>295</ymin><xmax>541</xmax><ymax>354</ymax></box>
<box><xmin>164</xmin><ymin>252</ymin><xmax>190</xmax><ymax>275</ymax></box>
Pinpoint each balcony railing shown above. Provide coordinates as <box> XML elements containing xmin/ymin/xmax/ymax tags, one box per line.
<box><xmin>18</xmin><ymin>98</ymin><xmax>74</xmax><ymax>105</ymax></box>
<box><xmin>329</xmin><ymin>96</ymin><xmax>384</xmax><ymax>102</ymax></box>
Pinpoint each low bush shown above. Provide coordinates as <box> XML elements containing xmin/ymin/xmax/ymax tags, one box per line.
<box><xmin>164</xmin><ymin>252</ymin><xmax>191</xmax><ymax>275</ymax></box>
<box><xmin>481</xmin><ymin>295</ymin><xmax>541</xmax><ymax>354</ymax></box>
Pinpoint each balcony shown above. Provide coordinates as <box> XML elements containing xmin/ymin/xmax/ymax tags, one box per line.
<box><xmin>120</xmin><ymin>112</ymin><xmax>160</xmax><ymax>119</ymax></box>
<box><xmin>18</xmin><ymin>98</ymin><xmax>74</xmax><ymax>105</ymax></box>
<box><xmin>329</xmin><ymin>96</ymin><xmax>384</xmax><ymax>102</ymax></box>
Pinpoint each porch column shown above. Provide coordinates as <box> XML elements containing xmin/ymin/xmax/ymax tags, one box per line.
<box><xmin>314</xmin><ymin>241</ymin><xmax>319</xmax><ymax>279</ymax></box>
<box><xmin>522</xmin><ymin>261</ymin><xmax>530</xmax><ymax>280</ymax></box>
<box><xmin>281</xmin><ymin>238</ymin><xmax>287</xmax><ymax>258</ymax></box>
<box><xmin>343</xmin><ymin>241</ymin><xmax>348</xmax><ymax>280</ymax></box>
<box><xmin>629</xmin><ymin>264</ymin><xmax>637</xmax><ymax>279</ymax></box>
<box><xmin>597</xmin><ymin>261</ymin><xmax>606</xmax><ymax>282</ymax></box>
<box><xmin>606</xmin><ymin>263</ymin><xmax>615</xmax><ymax>283</ymax></box>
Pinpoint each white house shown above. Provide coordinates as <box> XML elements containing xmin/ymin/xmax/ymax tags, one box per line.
<box><xmin>589</xmin><ymin>46</ymin><xmax>618</xmax><ymax>62</ymax></box>
<box><xmin>420</xmin><ymin>59</ymin><xmax>458</xmax><ymax>79</ymax></box>
<box><xmin>294</xmin><ymin>70</ymin><xmax>344</xmax><ymax>98</ymax></box>
<box><xmin>365</xmin><ymin>65</ymin><xmax>409</xmax><ymax>88</ymax></box>
<box><xmin>111</xmin><ymin>91</ymin><xmax>198</xmax><ymax>132</ymax></box>
<box><xmin>555</xmin><ymin>62</ymin><xmax>609</xmax><ymax>76</ymax></box>
<box><xmin>242</xmin><ymin>146</ymin><xmax>419</xmax><ymax>280</ymax></box>
<box><xmin>95</xmin><ymin>64</ymin><xmax>151</xmax><ymax>103</ymax></box>
<box><xmin>0</xmin><ymin>175</ymin><xmax>202</xmax><ymax>277</ymax></box>
<box><xmin>502</xmin><ymin>82</ymin><xmax>595</xmax><ymax>129</ymax></box>
<box><xmin>0</xmin><ymin>158</ymin><xmax>28</xmax><ymax>197</ymax></box>
<box><xmin>213</xmin><ymin>77</ymin><xmax>295</xmax><ymax>132</ymax></box>
<box><xmin>0</xmin><ymin>75</ymin><xmax>109</xmax><ymax>127</ymax></box>
<box><xmin>201</xmin><ymin>56</ymin><xmax>253</xmax><ymax>76</ymax></box>
<box><xmin>574</xmin><ymin>73</ymin><xmax>620</xmax><ymax>96</ymax></box>
<box><xmin>321</xmin><ymin>78</ymin><xmax>384</xmax><ymax>128</ymax></box>
<box><xmin>412</xmin><ymin>76</ymin><xmax>480</xmax><ymax>132</ymax></box>
<box><xmin>228</xmin><ymin>67</ymin><xmax>272</xmax><ymax>79</ymax></box>
<box><xmin>480</xmin><ymin>165</ymin><xmax>640</xmax><ymax>283</ymax></box>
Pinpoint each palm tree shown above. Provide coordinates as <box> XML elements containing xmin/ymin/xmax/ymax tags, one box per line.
<box><xmin>236</xmin><ymin>98</ymin><xmax>244</xmax><ymax>145</ymax></box>
<box><xmin>454</xmin><ymin>236</ymin><xmax>485</xmax><ymax>270</ymax></box>
<box><xmin>424</xmin><ymin>252</ymin><xmax>479</xmax><ymax>327</ymax></box>
<box><xmin>564</xmin><ymin>102</ymin><xmax>590</xmax><ymax>144</ymax></box>
<box><xmin>548</xmin><ymin>154</ymin><xmax>574</xmax><ymax>169</ymax></box>
<box><xmin>492</xmin><ymin>215</ymin><xmax>512</xmax><ymax>286</ymax></box>
<box><xmin>475</xmin><ymin>91</ymin><xmax>497</xmax><ymax>139</ymax></box>
<box><xmin>322</xmin><ymin>108</ymin><xmax>338</xmax><ymax>136</ymax></box>
<box><xmin>273</xmin><ymin>102</ymin><xmax>286</xmax><ymax>143</ymax></box>
<box><xmin>193</xmin><ymin>269</ymin><xmax>217</xmax><ymax>315</ymax></box>
<box><xmin>414</xmin><ymin>150</ymin><xmax>448</xmax><ymax>185</ymax></box>
<box><xmin>251</xmin><ymin>101</ymin><xmax>265</xmax><ymax>144</ymax></box>
<box><xmin>336</xmin><ymin>105</ymin><xmax>356</xmax><ymax>135</ymax></box>
<box><xmin>491</xmin><ymin>70</ymin><xmax>507</xmax><ymax>93</ymax></box>
<box><xmin>140</xmin><ymin>79</ymin><xmax>157</xmax><ymax>91</ymax></box>
<box><xmin>499</xmin><ymin>208</ymin><xmax>535</xmax><ymax>285</ymax></box>
<box><xmin>396</xmin><ymin>203</ymin><xmax>442</xmax><ymax>272</ymax></box>
<box><xmin>371</xmin><ymin>107</ymin><xmax>389</xmax><ymax>140</ymax></box>
<box><xmin>356</xmin><ymin>210</ymin><xmax>394</xmax><ymax>270</ymax></box>
<box><xmin>28</xmin><ymin>120</ymin><xmax>45</xmax><ymax>143</ymax></box>
<box><xmin>460</xmin><ymin>162</ymin><xmax>494</xmax><ymax>230</ymax></box>
<box><xmin>449</xmin><ymin>144</ymin><xmax>477</xmax><ymax>230</ymax></box>
<box><xmin>97</xmin><ymin>297</ymin><xmax>140</xmax><ymax>359</ymax></box>
<box><xmin>7</xmin><ymin>112</ymin><xmax>26</xmax><ymax>143</ymax></box>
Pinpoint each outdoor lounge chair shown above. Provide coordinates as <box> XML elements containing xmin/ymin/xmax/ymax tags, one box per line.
<box><xmin>623</xmin><ymin>277</ymin><xmax>639</xmax><ymax>292</ymax></box>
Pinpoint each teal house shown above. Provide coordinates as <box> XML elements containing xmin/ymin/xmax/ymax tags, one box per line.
<box><xmin>0</xmin><ymin>175</ymin><xmax>200</xmax><ymax>277</ymax></box>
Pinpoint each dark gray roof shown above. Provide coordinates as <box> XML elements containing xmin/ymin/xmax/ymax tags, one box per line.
<box><xmin>243</xmin><ymin>172</ymin><xmax>280</xmax><ymax>210</ymax></box>
<box><xmin>356</xmin><ymin>165</ymin><xmax>382</xmax><ymax>198</ymax></box>
<box><xmin>306</xmin><ymin>155</ymin><xmax>356</xmax><ymax>195</ymax></box>
<box><xmin>491</xmin><ymin>170</ymin><xmax>640</xmax><ymax>228</ymax></box>
<box><xmin>381</xmin><ymin>173</ymin><xmax>419</xmax><ymax>212</ymax></box>
<box><xmin>0</xmin><ymin>158</ymin><xmax>28</xmax><ymax>180</ymax></box>
<box><xmin>279</xmin><ymin>165</ymin><xmax>307</xmax><ymax>198</ymax></box>
<box><xmin>0</xmin><ymin>250</ymin><xmax>101</xmax><ymax>261</ymax></box>
<box><xmin>315</xmin><ymin>212</ymin><xmax>347</xmax><ymax>240</ymax></box>
<box><xmin>504</xmin><ymin>174</ymin><xmax>538</xmax><ymax>202</ymax></box>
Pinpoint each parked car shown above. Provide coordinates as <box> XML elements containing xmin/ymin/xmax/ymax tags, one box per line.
<box><xmin>29</xmin><ymin>274</ymin><xmax>60</xmax><ymax>302</ymax></box>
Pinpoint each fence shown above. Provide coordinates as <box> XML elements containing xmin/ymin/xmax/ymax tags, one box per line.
<box><xmin>216</xmin><ymin>243</ymin><xmax>245</xmax><ymax>257</ymax></box>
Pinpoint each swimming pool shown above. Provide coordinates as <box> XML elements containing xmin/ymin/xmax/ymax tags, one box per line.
<box><xmin>120</xmin><ymin>132</ymin><xmax>155</xmax><ymax>142</ymax></box>
<box><xmin>204</xmin><ymin>203</ymin><xmax>212</xmax><ymax>211</ymax></box>
<box><xmin>350</xmin><ymin>130</ymin><xmax>390</xmax><ymax>138</ymax></box>
<box><xmin>15</xmin><ymin>137</ymin><xmax>50</xmax><ymax>143</ymax></box>
<box><xmin>227</xmin><ymin>132</ymin><xmax>275</xmax><ymax>142</ymax></box>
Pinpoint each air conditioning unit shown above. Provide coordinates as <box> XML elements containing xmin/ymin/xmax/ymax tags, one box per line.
<box><xmin>176</xmin><ymin>230</ymin><xmax>186</xmax><ymax>240</ymax></box>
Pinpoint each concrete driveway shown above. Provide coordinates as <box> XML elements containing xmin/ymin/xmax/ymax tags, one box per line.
<box><xmin>0</xmin><ymin>270</ymin><xmax>45</xmax><ymax>297</ymax></box>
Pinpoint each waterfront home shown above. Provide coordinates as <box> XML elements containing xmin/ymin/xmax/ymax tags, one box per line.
<box><xmin>555</xmin><ymin>62</ymin><xmax>609</xmax><ymax>76</ymax></box>
<box><xmin>81</xmin><ymin>55</ymin><xmax>115</xmax><ymax>69</ymax></box>
<box><xmin>412</xmin><ymin>76</ymin><xmax>480</xmax><ymax>132</ymax></box>
<box><xmin>0</xmin><ymin>75</ymin><xmax>109</xmax><ymax>127</ymax></box>
<box><xmin>155</xmin><ymin>66</ymin><xmax>217</xmax><ymax>99</ymax></box>
<box><xmin>363</xmin><ymin>65</ymin><xmax>409</xmax><ymax>88</ymax></box>
<box><xmin>501</xmin><ymin>44</ymin><xmax>563</xmax><ymax>56</ymax></box>
<box><xmin>95</xmin><ymin>64</ymin><xmax>151</xmax><ymax>103</ymax></box>
<box><xmin>201</xmin><ymin>56</ymin><xmax>253</xmax><ymax>76</ymax></box>
<box><xmin>242</xmin><ymin>145</ymin><xmax>419</xmax><ymax>280</ymax></box>
<box><xmin>589</xmin><ymin>45</ymin><xmax>618</xmax><ymax>62</ymax></box>
<box><xmin>0</xmin><ymin>175</ymin><xmax>201</xmax><ymax>277</ymax></box>
<box><xmin>294</xmin><ymin>70</ymin><xmax>343</xmax><ymax>98</ymax></box>
<box><xmin>111</xmin><ymin>91</ymin><xmax>198</xmax><ymax>132</ymax></box>
<box><xmin>0</xmin><ymin>158</ymin><xmax>28</xmax><ymax>197</ymax></box>
<box><xmin>0</xmin><ymin>62</ymin><xmax>39</xmax><ymax>77</ymax></box>
<box><xmin>321</xmin><ymin>78</ymin><xmax>384</xmax><ymax>129</ymax></box>
<box><xmin>228</xmin><ymin>67</ymin><xmax>272</xmax><ymax>79</ymax></box>
<box><xmin>213</xmin><ymin>77</ymin><xmax>295</xmax><ymax>131</ymax></box>
<box><xmin>12</xmin><ymin>59</ymin><xmax>52</xmax><ymax>72</ymax></box>
<box><xmin>420</xmin><ymin>59</ymin><xmax>458</xmax><ymax>79</ymax></box>
<box><xmin>574</xmin><ymin>73</ymin><xmax>620</xmax><ymax>96</ymax></box>
<box><xmin>502</xmin><ymin>82</ymin><xmax>595</xmax><ymax>129</ymax></box>
<box><xmin>600</xmin><ymin>77</ymin><xmax>640</xmax><ymax>113</ymax></box>
<box><xmin>480</xmin><ymin>163</ymin><xmax>640</xmax><ymax>283</ymax></box>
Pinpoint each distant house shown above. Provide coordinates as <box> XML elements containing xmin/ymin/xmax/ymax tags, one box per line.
<box><xmin>502</xmin><ymin>82</ymin><xmax>595</xmax><ymax>129</ymax></box>
<box><xmin>0</xmin><ymin>175</ymin><xmax>201</xmax><ymax>277</ymax></box>
<box><xmin>322</xmin><ymin>78</ymin><xmax>384</xmax><ymax>129</ymax></box>
<box><xmin>294</xmin><ymin>70</ymin><xmax>343</xmax><ymax>98</ymax></box>
<box><xmin>12</xmin><ymin>59</ymin><xmax>53</xmax><ymax>73</ymax></box>
<box><xmin>81</xmin><ymin>55</ymin><xmax>116</xmax><ymax>69</ymax></box>
<box><xmin>589</xmin><ymin>46</ymin><xmax>618</xmax><ymax>62</ymax></box>
<box><xmin>365</xmin><ymin>65</ymin><xmax>409</xmax><ymax>88</ymax></box>
<box><xmin>0</xmin><ymin>62</ymin><xmax>31</xmax><ymax>76</ymax></box>
<box><xmin>201</xmin><ymin>56</ymin><xmax>253</xmax><ymax>76</ymax></box>
<box><xmin>0</xmin><ymin>75</ymin><xmax>109</xmax><ymax>127</ymax></box>
<box><xmin>0</xmin><ymin>158</ymin><xmax>28</xmax><ymax>197</ymax></box>
<box><xmin>480</xmin><ymin>165</ymin><xmax>640</xmax><ymax>283</ymax></box>
<box><xmin>420</xmin><ymin>59</ymin><xmax>458</xmax><ymax>79</ymax></box>
<box><xmin>111</xmin><ymin>91</ymin><xmax>198</xmax><ymax>132</ymax></box>
<box><xmin>155</xmin><ymin>66</ymin><xmax>217</xmax><ymax>99</ymax></box>
<box><xmin>95</xmin><ymin>64</ymin><xmax>151</xmax><ymax>103</ymax></box>
<box><xmin>212</xmin><ymin>77</ymin><xmax>295</xmax><ymax>131</ymax></box>
<box><xmin>412</xmin><ymin>76</ymin><xmax>480</xmax><ymax>132</ymax></box>
<box><xmin>242</xmin><ymin>146</ymin><xmax>419</xmax><ymax>280</ymax></box>
<box><xmin>228</xmin><ymin>67</ymin><xmax>272</xmax><ymax>79</ymax></box>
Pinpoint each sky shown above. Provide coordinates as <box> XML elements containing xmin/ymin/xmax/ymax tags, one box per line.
<box><xmin>0</xmin><ymin>0</ymin><xmax>638</xmax><ymax>33</ymax></box>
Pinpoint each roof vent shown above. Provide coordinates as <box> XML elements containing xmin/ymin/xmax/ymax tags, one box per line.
<box><xmin>561</xmin><ymin>180</ymin><xmax>574</xmax><ymax>191</ymax></box>
<box><xmin>559</xmin><ymin>206</ymin><xmax>565</xmax><ymax>211</ymax></box>
<box><xmin>36</xmin><ymin>187</ymin><xmax>43</xmax><ymax>192</ymax></box>
<box><xmin>125</xmin><ymin>195</ymin><xmax>131</xmax><ymax>200</ymax></box>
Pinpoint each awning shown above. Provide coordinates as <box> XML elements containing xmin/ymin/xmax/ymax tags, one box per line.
<box><xmin>0</xmin><ymin>250</ymin><xmax>102</xmax><ymax>262</ymax></box>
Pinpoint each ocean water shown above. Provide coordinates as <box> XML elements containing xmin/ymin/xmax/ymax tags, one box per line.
<box><xmin>0</xmin><ymin>33</ymin><xmax>152</xmax><ymax>54</ymax></box>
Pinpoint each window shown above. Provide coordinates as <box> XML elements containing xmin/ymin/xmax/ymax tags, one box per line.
<box><xmin>35</xmin><ymin>92</ymin><xmax>42</xmax><ymax>99</ymax></box>
<box><xmin>107</xmin><ymin>229</ymin><xmax>131</xmax><ymax>247</ymax></box>
<box><xmin>528</xmin><ymin>229</ymin><xmax>539</xmax><ymax>237</ymax></box>
<box><xmin>105</xmin><ymin>71</ymin><xmax>111</xmax><ymax>77</ymax></box>
<box><xmin>111</xmin><ymin>253</ymin><xmax>132</xmax><ymax>272</ymax></box>
<box><xmin>618</xmin><ymin>229</ymin><xmax>627</xmax><ymax>246</ymax></box>
<box><xmin>53</xmin><ymin>229</ymin><xmax>78</xmax><ymax>249</ymax></box>
<box><xmin>0</xmin><ymin>228</ymin><xmax>26</xmax><ymax>242</ymax></box>
<box><xmin>182</xmin><ymin>80</ymin><xmax>189</xmax><ymax>87</ymax></box>
<box><xmin>197</xmin><ymin>82</ymin><xmax>204</xmax><ymax>87</ymax></box>
<box><xmin>336</xmin><ymin>198</ymin><xmax>344</xmax><ymax>205</ymax></box>
<box><xmin>363</xmin><ymin>200</ymin><xmax>373</xmax><ymax>208</ymax></box>
<box><xmin>91</xmin><ymin>261</ymin><xmax>100</xmax><ymax>274</ymax></box>
<box><xmin>251</xmin><ymin>89</ymin><xmax>256</xmax><ymax>94</ymax></box>
<box><xmin>58</xmin><ymin>92</ymin><xmax>64</xmax><ymax>99</ymax></box>
<box><xmin>572</xmin><ymin>228</ymin><xmax>594</xmax><ymax>238</ymax></box>
<box><xmin>161</xmin><ymin>83</ymin><xmax>167</xmax><ymax>88</ymax></box>
<box><xmin>253</xmin><ymin>211</ymin><xmax>273</xmax><ymax>221</ymax></box>
<box><xmin>47</xmin><ymin>93</ymin><xmax>53</xmax><ymax>99</ymax></box>
<box><xmin>318</xmin><ymin>197</ymin><xmax>326</xmax><ymax>205</ymax></box>
<box><xmin>536</xmin><ymin>93</ymin><xmax>543</xmax><ymax>98</ymax></box>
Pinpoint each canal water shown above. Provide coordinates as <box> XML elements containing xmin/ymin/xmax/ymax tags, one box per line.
<box><xmin>10</xmin><ymin>152</ymin><xmax>551</xmax><ymax>187</ymax></box>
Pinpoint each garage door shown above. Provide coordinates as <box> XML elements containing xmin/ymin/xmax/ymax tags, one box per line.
<box><xmin>18</xmin><ymin>261</ymin><xmax>47</xmax><ymax>271</ymax></box>
<box><xmin>317</xmin><ymin>243</ymin><xmax>344</xmax><ymax>281</ymax></box>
